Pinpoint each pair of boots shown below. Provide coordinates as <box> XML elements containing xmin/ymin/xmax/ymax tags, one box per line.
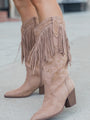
<box><xmin>5</xmin><ymin>16</ymin><xmax>76</xmax><ymax>120</ymax></box>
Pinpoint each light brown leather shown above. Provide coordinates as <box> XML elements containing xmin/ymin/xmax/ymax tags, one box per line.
<box><xmin>4</xmin><ymin>17</ymin><xmax>44</xmax><ymax>98</ymax></box>
<box><xmin>30</xmin><ymin>16</ymin><xmax>76</xmax><ymax>120</ymax></box>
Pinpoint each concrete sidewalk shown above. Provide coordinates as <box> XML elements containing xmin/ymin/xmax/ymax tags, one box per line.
<box><xmin>0</xmin><ymin>12</ymin><xmax>90</xmax><ymax>120</ymax></box>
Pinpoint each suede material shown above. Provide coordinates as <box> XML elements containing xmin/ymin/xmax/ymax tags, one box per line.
<box><xmin>4</xmin><ymin>17</ymin><xmax>44</xmax><ymax>98</ymax></box>
<box><xmin>31</xmin><ymin>16</ymin><xmax>76</xmax><ymax>120</ymax></box>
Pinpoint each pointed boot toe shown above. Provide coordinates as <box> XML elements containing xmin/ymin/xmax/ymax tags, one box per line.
<box><xmin>4</xmin><ymin>92</ymin><xmax>10</xmax><ymax>98</ymax></box>
<box><xmin>4</xmin><ymin>91</ymin><xmax>16</xmax><ymax>98</ymax></box>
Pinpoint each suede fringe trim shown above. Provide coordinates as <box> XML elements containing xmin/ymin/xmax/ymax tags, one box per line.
<box><xmin>21</xmin><ymin>26</ymin><xmax>35</xmax><ymax>63</ymax></box>
<box><xmin>27</xmin><ymin>23</ymin><xmax>72</xmax><ymax>74</ymax></box>
<box><xmin>65</xmin><ymin>34</ymin><xmax>72</xmax><ymax>66</ymax></box>
<box><xmin>58</xmin><ymin>25</ymin><xmax>72</xmax><ymax>66</ymax></box>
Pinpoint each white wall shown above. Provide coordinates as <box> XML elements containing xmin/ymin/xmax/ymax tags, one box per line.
<box><xmin>9</xmin><ymin>0</ymin><xmax>15</xmax><ymax>18</ymax></box>
<box><xmin>9</xmin><ymin>0</ymin><xmax>20</xmax><ymax>18</ymax></box>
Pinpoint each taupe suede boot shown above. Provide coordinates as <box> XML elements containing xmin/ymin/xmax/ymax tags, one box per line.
<box><xmin>27</xmin><ymin>16</ymin><xmax>76</xmax><ymax>120</ymax></box>
<box><xmin>4</xmin><ymin>17</ymin><xmax>44</xmax><ymax>98</ymax></box>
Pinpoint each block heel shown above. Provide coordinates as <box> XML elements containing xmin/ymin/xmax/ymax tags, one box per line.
<box><xmin>65</xmin><ymin>88</ymin><xmax>76</xmax><ymax>108</ymax></box>
<box><xmin>39</xmin><ymin>86</ymin><xmax>44</xmax><ymax>94</ymax></box>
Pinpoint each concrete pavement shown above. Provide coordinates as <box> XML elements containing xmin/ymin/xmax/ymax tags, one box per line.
<box><xmin>0</xmin><ymin>21</ymin><xmax>21</xmax><ymax>67</ymax></box>
<box><xmin>0</xmin><ymin>11</ymin><xmax>90</xmax><ymax>120</ymax></box>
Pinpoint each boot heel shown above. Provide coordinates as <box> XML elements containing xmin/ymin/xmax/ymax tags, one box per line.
<box><xmin>39</xmin><ymin>86</ymin><xmax>44</xmax><ymax>94</ymax></box>
<box><xmin>65</xmin><ymin>89</ymin><xmax>76</xmax><ymax>108</ymax></box>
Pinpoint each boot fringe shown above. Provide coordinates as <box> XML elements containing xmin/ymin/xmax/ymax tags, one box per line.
<box><xmin>58</xmin><ymin>24</ymin><xmax>72</xmax><ymax>67</ymax></box>
<box><xmin>26</xmin><ymin>21</ymin><xmax>72</xmax><ymax>74</ymax></box>
<box><xmin>27</xmin><ymin>24</ymin><xmax>55</xmax><ymax>73</ymax></box>
<box><xmin>21</xmin><ymin>17</ymin><xmax>39</xmax><ymax>63</ymax></box>
<box><xmin>65</xmin><ymin>32</ymin><xmax>72</xmax><ymax>66</ymax></box>
<box><xmin>66</xmin><ymin>37</ymin><xmax>72</xmax><ymax>66</ymax></box>
<box><xmin>21</xmin><ymin>27</ymin><xmax>35</xmax><ymax>63</ymax></box>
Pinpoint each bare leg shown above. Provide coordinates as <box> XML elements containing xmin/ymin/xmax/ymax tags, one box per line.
<box><xmin>13</xmin><ymin>0</ymin><xmax>38</xmax><ymax>23</ymax></box>
<box><xmin>31</xmin><ymin>0</ymin><xmax>63</xmax><ymax>22</ymax></box>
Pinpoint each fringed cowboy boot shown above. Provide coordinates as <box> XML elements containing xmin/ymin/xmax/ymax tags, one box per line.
<box><xmin>27</xmin><ymin>16</ymin><xmax>76</xmax><ymax>120</ymax></box>
<box><xmin>4</xmin><ymin>17</ymin><xmax>44</xmax><ymax>98</ymax></box>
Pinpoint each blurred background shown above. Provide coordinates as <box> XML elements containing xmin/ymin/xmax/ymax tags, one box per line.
<box><xmin>0</xmin><ymin>1</ymin><xmax>90</xmax><ymax>120</ymax></box>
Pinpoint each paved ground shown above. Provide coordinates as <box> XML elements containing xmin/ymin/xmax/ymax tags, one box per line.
<box><xmin>0</xmin><ymin>21</ymin><xmax>21</xmax><ymax>67</ymax></box>
<box><xmin>0</xmin><ymin>11</ymin><xmax>90</xmax><ymax>120</ymax></box>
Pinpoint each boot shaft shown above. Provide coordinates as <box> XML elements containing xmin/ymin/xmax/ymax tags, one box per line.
<box><xmin>26</xmin><ymin>16</ymin><xmax>72</xmax><ymax>74</ymax></box>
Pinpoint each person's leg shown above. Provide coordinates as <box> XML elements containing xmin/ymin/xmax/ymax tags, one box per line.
<box><xmin>4</xmin><ymin>0</ymin><xmax>44</xmax><ymax>98</ymax></box>
<box><xmin>28</xmin><ymin>0</ymin><xmax>76</xmax><ymax>119</ymax></box>
<box><xmin>13</xmin><ymin>0</ymin><xmax>38</xmax><ymax>23</ymax></box>
<box><xmin>31</xmin><ymin>0</ymin><xmax>63</xmax><ymax>22</ymax></box>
